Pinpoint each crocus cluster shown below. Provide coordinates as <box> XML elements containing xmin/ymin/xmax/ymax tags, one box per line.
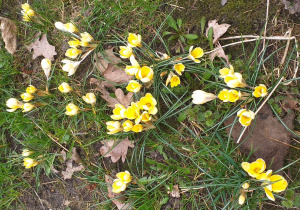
<box><xmin>112</xmin><ymin>171</ymin><xmax>132</xmax><ymax>193</ymax></box>
<box><xmin>240</xmin><ymin>158</ymin><xmax>288</xmax><ymax>203</ymax></box>
<box><xmin>22</xmin><ymin>149</ymin><xmax>42</xmax><ymax>169</ymax></box>
<box><xmin>21</xmin><ymin>3</ymin><xmax>35</xmax><ymax>22</ymax></box>
<box><xmin>106</xmin><ymin>93</ymin><xmax>157</xmax><ymax>134</ymax></box>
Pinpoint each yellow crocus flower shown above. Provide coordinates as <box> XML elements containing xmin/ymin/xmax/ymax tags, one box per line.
<box><xmin>218</xmin><ymin>89</ymin><xmax>241</xmax><ymax>102</ymax></box>
<box><xmin>80</xmin><ymin>32</ymin><xmax>93</xmax><ymax>42</ymax></box>
<box><xmin>23</xmin><ymin>158</ymin><xmax>39</xmax><ymax>169</ymax></box>
<box><xmin>58</xmin><ymin>82</ymin><xmax>73</xmax><ymax>93</ymax></box>
<box><xmin>62</xmin><ymin>59</ymin><xmax>81</xmax><ymax>76</ymax></box>
<box><xmin>137</xmin><ymin>93</ymin><xmax>157</xmax><ymax>115</ymax></box>
<box><xmin>106</xmin><ymin>121</ymin><xmax>123</xmax><ymax>134</ymax></box>
<box><xmin>122</xmin><ymin>120</ymin><xmax>134</xmax><ymax>132</ymax></box>
<box><xmin>128</xmin><ymin>33</ymin><xmax>142</xmax><ymax>47</ymax></box>
<box><xmin>174</xmin><ymin>63</ymin><xmax>185</xmax><ymax>75</ymax></box>
<box><xmin>64</xmin><ymin>23</ymin><xmax>78</xmax><ymax>33</ymax></box>
<box><xmin>82</xmin><ymin>93</ymin><xmax>96</xmax><ymax>105</ymax></box>
<box><xmin>22</xmin><ymin>103</ymin><xmax>35</xmax><ymax>112</ymax></box>
<box><xmin>126</xmin><ymin>80</ymin><xmax>142</xmax><ymax>93</ymax></box>
<box><xmin>253</xmin><ymin>84</ymin><xmax>268</xmax><ymax>98</ymax></box>
<box><xmin>237</xmin><ymin>109</ymin><xmax>255</xmax><ymax>126</ymax></box>
<box><xmin>170</xmin><ymin>75</ymin><xmax>180</xmax><ymax>88</ymax></box>
<box><xmin>140</xmin><ymin>111</ymin><xmax>151</xmax><ymax>122</ymax></box>
<box><xmin>241</xmin><ymin>158</ymin><xmax>266</xmax><ymax>178</ymax></box>
<box><xmin>116</xmin><ymin>171</ymin><xmax>132</xmax><ymax>183</ymax></box>
<box><xmin>188</xmin><ymin>46</ymin><xmax>204</xmax><ymax>63</ymax></box>
<box><xmin>192</xmin><ymin>90</ymin><xmax>217</xmax><ymax>105</ymax></box>
<box><xmin>65</xmin><ymin>48</ymin><xmax>82</xmax><ymax>59</ymax></box>
<box><xmin>26</xmin><ymin>9</ymin><xmax>35</xmax><ymax>17</ymax></box>
<box><xmin>263</xmin><ymin>174</ymin><xmax>288</xmax><ymax>201</ymax></box>
<box><xmin>124</xmin><ymin>102</ymin><xmax>141</xmax><ymax>120</ymax></box>
<box><xmin>135</xmin><ymin>66</ymin><xmax>154</xmax><ymax>83</ymax></box>
<box><xmin>112</xmin><ymin>179</ymin><xmax>127</xmax><ymax>193</ymax></box>
<box><xmin>132</xmin><ymin>124</ymin><xmax>143</xmax><ymax>132</ymax></box>
<box><xmin>21</xmin><ymin>3</ymin><xmax>31</xmax><ymax>12</ymax></box>
<box><xmin>125</xmin><ymin>55</ymin><xmax>141</xmax><ymax>76</ymax></box>
<box><xmin>26</xmin><ymin>85</ymin><xmax>37</xmax><ymax>94</ymax></box>
<box><xmin>224</xmin><ymin>73</ymin><xmax>247</xmax><ymax>88</ymax></box>
<box><xmin>111</xmin><ymin>104</ymin><xmax>126</xmax><ymax>120</ymax></box>
<box><xmin>219</xmin><ymin>65</ymin><xmax>234</xmax><ymax>78</ymax></box>
<box><xmin>6</xmin><ymin>98</ymin><xmax>23</xmax><ymax>112</ymax></box>
<box><xmin>21</xmin><ymin>93</ymin><xmax>34</xmax><ymax>102</ymax></box>
<box><xmin>238</xmin><ymin>192</ymin><xmax>246</xmax><ymax>205</ymax></box>
<box><xmin>119</xmin><ymin>46</ymin><xmax>133</xmax><ymax>59</ymax></box>
<box><xmin>65</xmin><ymin>103</ymin><xmax>80</xmax><ymax>116</ymax></box>
<box><xmin>68</xmin><ymin>39</ymin><xmax>81</xmax><ymax>48</ymax></box>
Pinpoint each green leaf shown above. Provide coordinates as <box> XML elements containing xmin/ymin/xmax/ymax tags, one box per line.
<box><xmin>179</xmin><ymin>35</ymin><xmax>186</xmax><ymax>43</ymax></box>
<box><xmin>203</xmin><ymin>72</ymin><xmax>211</xmax><ymax>80</ymax></box>
<box><xmin>187</xmin><ymin>40</ymin><xmax>197</xmax><ymax>45</ymax></box>
<box><xmin>204</xmin><ymin>110</ymin><xmax>212</xmax><ymax>118</ymax></box>
<box><xmin>285</xmin><ymin>189</ymin><xmax>295</xmax><ymax>200</ymax></box>
<box><xmin>281</xmin><ymin>200</ymin><xmax>293</xmax><ymax>209</ymax></box>
<box><xmin>200</xmin><ymin>16</ymin><xmax>206</xmax><ymax>34</ymax></box>
<box><xmin>162</xmin><ymin>31</ymin><xmax>174</xmax><ymax>37</ymax></box>
<box><xmin>160</xmin><ymin>197</ymin><xmax>169</xmax><ymax>206</ymax></box>
<box><xmin>178</xmin><ymin>112</ymin><xmax>187</xmax><ymax>122</ymax></box>
<box><xmin>183</xmin><ymin>34</ymin><xmax>198</xmax><ymax>40</ymax></box>
<box><xmin>167</xmin><ymin>16</ymin><xmax>178</xmax><ymax>31</ymax></box>
<box><xmin>294</xmin><ymin>194</ymin><xmax>300</xmax><ymax>207</ymax></box>
<box><xmin>177</xmin><ymin>19</ymin><xmax>182</xmax><ymax>28</ymax></box>
<box><xmin>168</xmin><ymin>35</ymin><xmax>179</xmax><ymax>42</ymax></box>
<box><xmin>207</xmin><ymin>27</ymin><xmax>214</xmax><ymax>50</ymax></box>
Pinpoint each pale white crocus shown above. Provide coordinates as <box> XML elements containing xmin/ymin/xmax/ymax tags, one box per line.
<box><xmin>125</xmin><ymin>55</ymin><xmax>141</xmax><ymax>76</ymax></box>
<box><xmin>65</xmin><ymin>103</ymin><xmax>80</xmax><ymax>116</ymax></box>
<box><xmin>22</xmin><ymin>103</ymin><xmax>35</xmax><ymax>112</ymax></box>
<box><xmin>22</xmin><ymin>149</ymin><xmax>33</xmax><ymax>157</ymax></box>
<box><xmin>41</xmin><ymin>58</ymin><xmax>52</xmax><ymax>80</ymax></box>
<box><xmin>54</xmin><ymin>22</ymin><xmax>67</xmax><ymax>32</ymax></box>
<box><xmin>58</xmin><ymin>82</ymin><xmax>73</xmax><ymax>93</ymax></box>
<box><xmin>6</xmin><ymin>98</ymin><xmax>23</xmax><ymax>112</ymax></box>
<box><xmin>82</xmin><ymin>93</ymin><xmax>96</xmax><ymax>105</ymax></box>
<box><xmin>192</xmin><ymin>90</ymin><xmax>217</xmax><ymax>104</ymax></box>
<box><xmin>62</xmin><ymin>59</ymin><xmax>81</xmax><ymax>76</ymax></box>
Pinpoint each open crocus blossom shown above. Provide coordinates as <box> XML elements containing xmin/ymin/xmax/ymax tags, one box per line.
<box><xmin>62</xmin><ymin>59</ymin><xmax>81</xmax><ymax>76</ymax></box>
<box><xmin>112</xmin><ymin>179</ymin><xmax>127</xmax><ymax>193</ymax></box>
<box><xmin>58</xmin><ymin>82</ymin><xmax>73</xmax><ymax>93</ymax></box>
<box><xmin>21</xmin><ymin>93</ymin><xmax>34</xmax><ymax>102</ymax></box>
<box><xmin>41</xmin><ymin>58</ymin><xmax>52</xmax><ymax>79</ymax></box>
<box><xmin>188</xmin><ymin>46</ymin><xmax>204</xmax><ymax>63</ymax></box>
<box><xmin>135</xmin><ymin>66</ymin><xmax>154</xmax><ymax>83</ymax></box>
<box><xmin>253</xmin><ymin>84</ymin><xmax>268</xmax><ymax>98</ymax></box>
<box><xmin>26</xmin><ymin>85</ymin><xmax>37</xmax><ymax>94</ymax></box>
<box><xmin>22</xmin><ymin>103</ymin><xmax>35</xmax><ymax>112</ymax></box>
<box><xmin>192</xmin><ymin>90</ymin><xmax>217</xmax><ymax>105</ymax></box>
<box><xmin>137</xmin><ymin>93</ymin><xmax>158</xmax><ymax>115</ymax></box>
<box><xmin>128</xmin><ymin>33</ymin><xmax>142</xmax><ymax>47</ymax></box>
<box><xmin>218</xmin><ymin>89</ymin><xmax>241</xmax><ymax>102</ymax></box>
<box><xmin>116</xmin><ymin>171</ymin><xmax>132</xmax><ymax>183</ymax></box>
<box><xmin>119</xmin><ymin>46</ymin><xmax>133</xmax><ymax>59</ymax></box>
<box><xmin>6</xmin><ymin>98</ymin><xmax>23</xmax><ymax>112</ymax></box>
<box><xmin>174</xmin><ymin>63</ymin><xmax>185</xmax><ymax>75</ymax></box>
<box><xmin>23</xmin><ymin>158</ymin><xmax>39</xmax><ymax>169</ymax></box>
<box><xmin>224</xmin><ymin>73</ymin><xmax>247</xmax><ymax>88</ymax></box>
<box><xmin>132</xmin><ymin>124</ymin><xmax>143</xmax><ymax>132</ymax></box>
<box><xmin>111</xmin><ymin>104</ymin><xmax>126</xmax><ymax>120</ymax></box>
<box><xmin>82</xmin><ymin>93</ymin><xmax>96</xmax><ymax>105</ymax></box>
<box><xmin>64</xmin><ymin>23</ymin><xmax>78</xmax><ymax>33</ymax></box>
<box><xmin>126</xmin><ymin>80</ymin><xmax>142</xmax><ymax>93</ymax></box>
<box><xmin>219</xmin><ymin>65</ymin><xmax>234</xmax><ymax>78</ymax></box>
<box><xmin>65</xmin><ymin>103</ymin><xmax>80</xmax><ymax>116</ymax></box>
<box><xmin>65</xmin><ymin>48</ymin><xmax>82</xmax><ymax>59</ymax></box>
<box><xmin>124</xmin><ymin>102</ymin><xmax>141</xmax><ymax>120</ymax></box>
<box><xmin>170</xmin><ymin>75</ymin><xmax>180</xmax><ymax>88</ymax></box>
<box><xmin>106</xmin><ymin>121</ymin><xmax>123</xmax><ymax>134</ymax></box>
<box><xmin>262</xmin><ymin>173</ymin><xmax>288</xmax><ymax>201</ymax></box>
<box><xmin>125</xmin><ymin>55</ymin><xmax>141</xmax><ymax>76</ymax></box>
<box><xmin>122</xmin><ymin>120</ymin><xmax>134</xmax><ymax>132</ymax></box>
<box><xmin>80</xmin><ymin>32</ymin><xmax>93</xmax><ymax>42</ymax></box>
<box><xmin>241</xmin><ymin>158</ymin><xmax>266</xmax><ymax>179</ymax></box>
<box><xmin>237</xmin><ymin>109</ymin><xmax>255</xmax><ymax>126</ymax></box>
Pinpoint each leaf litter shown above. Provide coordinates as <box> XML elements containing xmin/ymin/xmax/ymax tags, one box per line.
<box><xmin>60</xmin><ymin>147</ymin><xmax>85</xmax><ymax>180</ymax></box>
<box><xmin>0</xmin><ymin>17</ymin><xmax>17</xmax><ymax>54</ymax></box>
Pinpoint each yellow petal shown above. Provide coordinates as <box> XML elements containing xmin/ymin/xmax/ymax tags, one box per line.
<box><xmin>264</xmin><ymin>187</ymin><xmax>275</xmax><ymax>201</ymax></box>
<box><xmin>241</xmin><ymin>162</ymin><xmax>250</xmax><ymax>172</ymax></box>
<box><xmin>269</xmin><ymin>175</ymin><xmax>288</xmax><ymax>193</ymax></box>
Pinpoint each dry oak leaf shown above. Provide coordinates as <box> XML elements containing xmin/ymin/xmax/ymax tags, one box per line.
<box><xmin>100</xmin><ymin>138</ymin><xmax>134</xmax><ymax>163</ymax></box>
<box><xmin>61</xmin><ymin>147</ymin><xmax>84</xmax><ymax>180</ymax></box>
<box><xmin>282</xmin><ymin>94</ymin><xmax>299</xmax><ymax>112</ymax></box>
<box><xmin>206</xmin><ymin>20</ymin><xmax>230</xmax><ymax>44</ymax></box>
<box><xmin>282</xmin><ymin>0</ymin><xmax>300</xmax><ymax>14</ymax></box>
<box><xmin>94</xmin><ymin>48</ymin><xmax>122</xmax><ymax>73</ymax></box>
<box><xmin>90</xmin><ymin>78</ymin><xmax>133</xmax><ymax>108</ymax></box>
<box><xmin>211</xmin><ymin>44</ymin><xmax>230</xmax><ymax>65</ymax></box>
<box><xmin>26</xmin><ymin>32</ymin><xmax>57</xmax><ymax>60</ymax></box>
<box><xmin>0</xmin><ymin>17</ymin><xmax>17</xmax><ymax>54</ymax></box>
<box><xmin>105</xmin><ymin>175</ymin><xmax>132</xmax><ymax>209</ymax></box>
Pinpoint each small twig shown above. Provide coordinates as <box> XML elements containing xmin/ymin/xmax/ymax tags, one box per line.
<box><xmin>281</xmin><ymin>28</ymin><xmax>292</xmax><ymax>65</ymax></box>
<box><xmin>268</xmin><ymin>137</ymin><xmax>300</xmax><ymax>151</ymax></box>
<box><xmin>219</xmin><ymin>35</ymin><xmax>296</xmax><ymax>41</ymax></box>
<box><xmin>178</xmin><ymin>40</ymin><xmax>185</xmax><ymax>53</ymax></box>
<box><xmin>33</xmin><ymin>190</ymin><xmax>45</xmax><ymax>210</ymax></box>
<box><xmin>237</xmin><ymin>77</ymin><xmax>284</xmax><ymax>143</ymax></box>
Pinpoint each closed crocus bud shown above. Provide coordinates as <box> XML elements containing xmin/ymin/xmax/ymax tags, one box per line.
<box><xmin>22</xmin><ymin>13</ymin><xmax>31</xmax><ymax>22</ymax></box>
<box><xmin>41</xmin><ymin>58</ymin><xmax>52</xmax><ymax>79</ymax></box>
<box><xmin>242</xmin><ymin>183</ymin><xmax>250</xmax><ymax>190</ymax></box>
<box><xmin>64</xmin><ymin>23</ymin><xmax>78</xmax><ymax>33</ymax></box>
<box><xmin>174</xmin><ymin>63</ymin><xmax>185</xmax><ymax>75</ymax></box>
<box><xmin>106</xmin><ymin>121</ymin><xmax>123</xmax><ymax>134</ymax></box>
<box><xmin>238</xmin><ymin>192</ymin><xmax>246</xmax><ymax>205</ymax></box>
<box><xmin>170</xmin><ymin>75</ymin><xmax>180</xmax><ymax>88</ymax></box>
<box><xmin>116</xmin><ymin>171</ymin><xmax>132</xmax><ymax>183</ymax></box>
<box><xmin>80</xmin><ymin>32</ymin><xmax>93</xmax><ymax>42</ymax></box>
<box><xmin>135</xmin><ymin>66</ymin><xmax>154</xmax><ymax>83</ymax></box>
<box><xmin>22</xmin><ymin>149</ymin><xmax>33</xmax><ymax>157</ymax></box>
<box><xmin>26</xmin><ymin>85</ymin><xmax>37</xmax><ymax>94</ymax></box>
<box><xmin>68</xmin><ymin>39</ymin><xmax>81</xmax><ymax>48</ymax></box>
<box><xmin>192</xmin><ymin>90</ymin><xmax>217</xmax><ymax>105</ymax></box>
<box><xmin>112</xmin><ymin>179</ymin><xmax>127</xmax><ymax>193</ymax></box>
<box><xmin>126</xmin><ymin>80</ymin><xmax>142</xmax><ymax>93</ymax></box>
<box><xmin>128</xmin><ymin>33</ymin><xmax>142</xmax><ymax>47</ymax></box>
<box><xmin>65</xmin><ymin>48</ymin><xmax>82</xmax><ymax>59</ymax></box>
<box><xmin>111</xmin><ymin>104</ymin><xmax>126</xmax><ymax>120</ymax></box>
<box><xmin>122</xmin><ymin>120</ymin><xmax>134</xmax><ymax>132</ymax></box>
<box><xmin>132</xmin><ymin>124</ymin><xmax>143</xmax><ymax>132</ymax></box>
<box><xmin>237</xmin><ymin>109</ymin><xmax>255</xmax><ymax>126</ymax></box>
<box><xmin>21</xmin><ymin>3</ymin><xmax>31</xmax><ymax>12</ymax></box>
<box><xmin>22</xmin><ymin>103</ymin><xmax>35</xmax><ymax>112</ymax></box>
<box><xmin>62</xmin><ymin>59</ymin><xmax>81</xmax><ymax>76</ymax></box>
<box><xmin>125</xmin><ymin>55</ymin><xmax>140</xmax><ymax>76</ymax></box>
<box><xmin>58</xmin><ymin>82</ymin><xmax>73</xmax><ymax>93</ymax></box>
<box><xmin>55</xmin><ymin>22</ymin><xmax>67</xmax><ymax>31</ymax></box>
<box><xmin>219</xmin><ymin>65</ymin><xmax>234</xmax><ymax>78</ymax></box>
<box><xmin>188</xmin><ymin>46</ymin><xmax>204</xmax><ymax>63</ymax></box>
<box><xmin>21</xmin><ymin>93</ymin><xmax>34</xmax><ymax>102</ymax></box>
<box><xmin>65</xmin><ymin>103</ymin><xmax>80</xmax><ymax>116</ymax></box>
<box><xmin>26</xmin><ymin>9</ymin><xmax>35</xmax><ymax>17</ymax></box>
<box><xmin>224</xmin><ymin>73</ymin><xmax>247</xmax><ymax>88</ymax></box>
<box><xmin>6</xmin><ymin>98</ymin><xmax>23</xmax><ymax>112</ymax></box>
<box><xmin>253</xmin><ymin>84</ymin><xmax>268</xmax><ymax>98</ymax></box>
<box><xmin>23</xmin><ymin>158</ymin><xmax>39</xmax><ymax>169</ymax></box>
<box><xmin>119</xmin><ymin>46</ymin><xmax>133</xmax><ymax>59</ymax></box>
<box><xmin>82</xmin><ymin>93</ymin><xmax>96</xmax><ymax>105</ymax></box>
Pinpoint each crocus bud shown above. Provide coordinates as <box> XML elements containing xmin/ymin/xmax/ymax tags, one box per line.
<box><xmin>41</xmin><ymin>58</ymin><xmax>52</xmax><ymax>80</ymax></box>
<box><xmin>58</xmin><ymin>82</ymin><xmax>73</xmax><ymax>93</ymax></box>
<box><xmin>82</xmin><ymin>93</ymin><xmax>96</xmax><ymax>105</ymax></box>
<box><xmin>192</xmin><ymin>90</ymin><xmax>217</xmax><ymax>105</ymax></box>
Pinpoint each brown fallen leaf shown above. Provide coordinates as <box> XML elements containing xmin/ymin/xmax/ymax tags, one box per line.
<box><xmin>94</xmin><ymin>48</ymin><xmax>122</xmax><ymax>73</ymax></box>
<box><xmin>168</xmin><ymin>185</ymin><xmax>180</xmax><ymax>198</ymax></box>
<box><xmin>206</xmin><ymin>20</ymin><xmax>230</xmax><ymax>44</ymax></box>
<box><xmin>282</xmin><ymin>94</ymin><xmax>299</xmax><ymax>112</ymax></box>
<box><xmin>90</xmin><ymin>78</ymin><xmax>133</xmax><ymax>108</ymax></box>
<box><xmin>210</xmin><ymin>44</ymin><xmax>230</xmax><ymax>65</ymax></box>
<box><xmin>105</xmin><ymin>175</ymin><xmax>132</xmax><ymax>209</ymax></box>
<box><xmin>61</xmin><ymin>147</ymin><xmax>84</xmax><ymax>180</ymax></box>
<box><xmin>100</xmin><ymin>138</ymin><xmax>134</xmax><ymax>163</ymax></box>
<box><xmin>26</xmin><ymin>32</ymin><xmax>57</xmax><ymax>60</ymax></box>
<box><xmin>0</xmin><ymin>17</ymin><xmax>17</xmax><ymax>54</ymax></box>
<box><xmin>282</xmin><ymin>0</ymin><xmax>300</xmax><ymax>14</ymax></box>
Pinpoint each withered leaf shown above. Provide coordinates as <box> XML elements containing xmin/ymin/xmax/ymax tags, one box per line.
<box><xmin>100</xmin><ymin>138</ymin><xmax>134</xmax><ymax>163</ymax></box>
<box><xmin>26</xmin><ymin>32</ymin><xmax>57</xmax><ymax>60</ymax></box>
<box><xmin>61</xmin><ymin>147</ymin><xmax>84</xmax><ymax>180</ymax></box>
<box><xmin>282</xmin><ymin>0</ymin><xmax>300</xmax><ymax>14</ymax></box>
<box><xmin>94</xmin><ymin>48</ymin><xmax>122</xmax><ymax>73</ymax></box>
<box><xmin>105</xmin><ymin>175</ymin><xmax>132</xmax><ymax>209</ymax></box>
<box><xmin>282</xmin><ymin>95</ymin><xmax>299</xmax><ymax>112</ymax></box>
<box><xmin>206</xmin><ymin>20</ymin><xmax>230</xmax><ymax>44</ymax></box>
<box><xmin>210</xmin><ymin>44</ymin><xmax>229</xmax><ymax>65</ymax></box>
<box><xmin>0</xmin><ymin>17</ymin><xmax>17</xmax><ymax>54</ymax></box>
<box><xmin>168</xmin><ymin>185</ymin><xmax>180</xmax><ymax>198</ymax></box>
